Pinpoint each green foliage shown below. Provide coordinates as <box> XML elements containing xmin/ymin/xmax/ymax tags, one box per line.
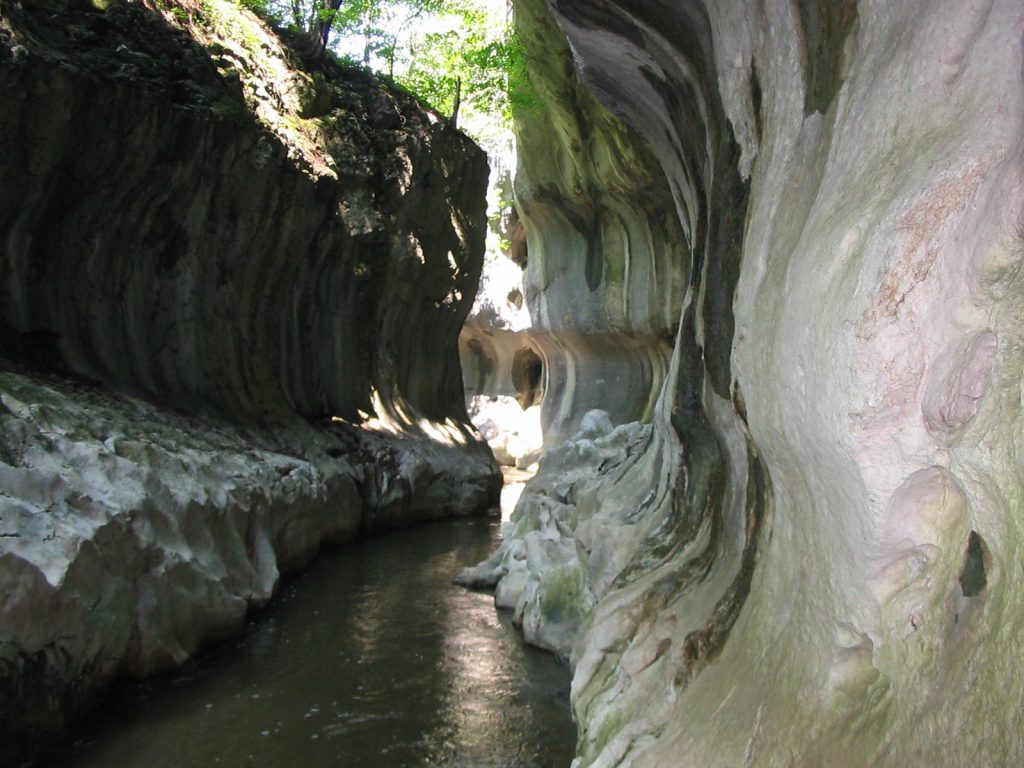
<box><xmin>237</xmin><ymin>0</ymin><xmax>271</xmax><ymax>12</ymax></box>
<box><xmin>240</xmin><ymin>0</ymin><xmax>538</xmax><ymax>136</ymax></box>
<box><xmin>400</xmin><ymin>14</ymin><xmax>521</xmax><ymax>124</ymax></box>
<box><xmin>384</xmin><ymin>1</ymin><xmax>540</xmax><ymax>135</ymax></box>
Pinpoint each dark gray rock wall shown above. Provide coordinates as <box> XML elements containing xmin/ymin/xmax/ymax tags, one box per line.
<box><xmin>0</xmin><ymin>0</ymin><xmax>485</xmax><ymax>428</ymax></box>
<box><xmin>0</xmin><ymin>2</ymin><xmax>500</xmax><ymax>761</ymax></box>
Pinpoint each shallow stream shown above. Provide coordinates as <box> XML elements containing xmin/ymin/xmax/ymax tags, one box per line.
<box><xmin>38</xmin><ymin>516</ymin><xmax>575</xmax><ymax>768</ymax></box>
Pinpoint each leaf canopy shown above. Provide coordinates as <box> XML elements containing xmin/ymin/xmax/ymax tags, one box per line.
<box><xmin>238</xmin><ymin>0</ymin><xmax>537</xmax><ymax>136</ymax></box>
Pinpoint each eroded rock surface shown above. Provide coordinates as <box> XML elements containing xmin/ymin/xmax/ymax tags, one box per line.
<box><xmin>0</xmin><ymin>366</ymin><xmax>495</xmax><ymax>754</ymax></box>
<box><xmin>457</xmin><ymin>409</ymin><xmax>651</xmax><ymax>658</ymax></box>
<box><xmin>477</xmin><ymin>0</ymin><xmax>684</xmax><ymax>450</ymax></box>
<box><xmin>0</xmin><ymin>0</ymin><xmax>485</xmax><ymax>426</ymax></box>
<box><xmin>0</xmin><ymin>0</ymin><xmax>499</xmax><ymax>759</ymax></box>
<box><xmin>465</xmin><ymin>0</ymin><xmax>1024</xmax><ymax>765</ymax></box>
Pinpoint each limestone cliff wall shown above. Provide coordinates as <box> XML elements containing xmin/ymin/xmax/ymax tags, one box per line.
<box><xmin>504</xmin><ymin>0</ymin><xmax>684</xmax><ymax>446</ymax></box>
<box><xmin>0</xmin><ymin>0</ymin><xmax>484</xmax><ymax>427</ymax></box>
<box><xmin>489</xmin><ymin>0</ymin><xmax>1024</xmax><ymax>765</ymax></box>
<box><xmin>460</xmin><ymin>321</ymin><xmax>669</xmax><ymax>452</ymax></box>
<box><xmin>0</xmin><ymin>0</ymin><xmax>499</xmax><ymax>759</ymax></box>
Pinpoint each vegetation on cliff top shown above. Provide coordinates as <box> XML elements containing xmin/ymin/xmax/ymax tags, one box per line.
<box><xmin>220</xmin><ymin>0</ymin><xmax>534</xmax><ymax>138</ymax></box>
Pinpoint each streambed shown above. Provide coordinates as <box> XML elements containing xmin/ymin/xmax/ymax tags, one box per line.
<box><xmin>36</xmin><ymin>516</ymin><xmax>575</xmax><ymax>768</ymax></box>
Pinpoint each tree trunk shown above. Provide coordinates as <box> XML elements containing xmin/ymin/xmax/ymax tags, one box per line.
<box><xmin>450</xmin><ymin>76</ymin><xmax>461</xmax><ymax>129</ymax></box>
<box><xmin>306</xmin><ymin>0</ymin><xmax>344</xmax><ymax>60</ymax></box>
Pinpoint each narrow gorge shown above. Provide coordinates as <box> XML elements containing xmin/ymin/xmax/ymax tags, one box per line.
<box><xmin>4</xmin><ymin>0</ymin><xmax>1024</xmax><ymax>766</ymax></box>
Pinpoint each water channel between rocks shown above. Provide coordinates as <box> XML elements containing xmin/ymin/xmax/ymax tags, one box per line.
<box><xmin>35</xmin><ymin>515</ymin><xmax>576</xmax><ymax>768</ymax></box>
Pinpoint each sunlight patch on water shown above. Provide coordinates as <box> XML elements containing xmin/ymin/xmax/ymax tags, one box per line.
<box><xmin>38</xmin><ymin>517</ymin><xmax>574</xmax><ymax>768</ymax></box>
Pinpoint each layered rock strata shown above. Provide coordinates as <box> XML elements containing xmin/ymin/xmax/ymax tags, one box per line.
<box><xmin>0</xmin><ymin>0</ymin><xmax>499</xmax><ymax>759</ymax></box>
<box><xmin>467</xmin><ymin>0</ymin><xmax>1024</xmax><ymax>765</ymax></box>
<box><xmin>0</xmin><ymin>0</ymin><xmax>485</xmax><ymax>427</ymax></box>
<box><xmin>461</xmin><ymin>322</ymin><xmax>669</xmax><ymax>456</ymax></box>
<box><xmin>471</xmin><ymin>0</ymin><xmax>687</xmax><ymax>452</ymax></box>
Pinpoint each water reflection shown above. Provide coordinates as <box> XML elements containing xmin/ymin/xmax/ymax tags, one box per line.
<box><xmin>38</xmin><ymin>518</ymin><xmax>575</xmax><ymax>768</ymax></box>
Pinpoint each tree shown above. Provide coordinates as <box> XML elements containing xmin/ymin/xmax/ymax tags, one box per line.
<box><xmin>259</xmin><ymin>0</ymin><xmax>444</xmax><ymax>61</ymax></box>
<box><xmin>398</xmin><ymin>13</ymin><xmax>534</xmax><ymax>131</ymax></box>
<box><xmin>307</xmin><ymin>0</ymin><xmax>344</xmax><ymax>57</ymax></box>
<box><xmin>248</xmin><ymin>0</ymin><xmax>537</xmax><ymax>133</ymax></box>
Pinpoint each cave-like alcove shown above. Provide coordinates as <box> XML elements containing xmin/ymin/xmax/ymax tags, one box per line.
<box><xmin>511</xmin><ymin>346</ymin><xmax>543</xmax><ymax>409</ymax></box>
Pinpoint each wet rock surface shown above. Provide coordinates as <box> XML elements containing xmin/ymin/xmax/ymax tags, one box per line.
<box><xmin>0</xmin><ymin>362</ymin><xmax>498</xmax><ymax>762</ymax></box>
<box><xmin>457</xmin><ymin>410</ymin><xmax>650</xmax><ymax>659</ymax></box>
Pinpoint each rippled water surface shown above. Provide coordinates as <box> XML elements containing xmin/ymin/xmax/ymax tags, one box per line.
<box><xmin>42</xmin><ymin>517</ymin><xmax>575</xmax><ymax>768</ymax></box>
